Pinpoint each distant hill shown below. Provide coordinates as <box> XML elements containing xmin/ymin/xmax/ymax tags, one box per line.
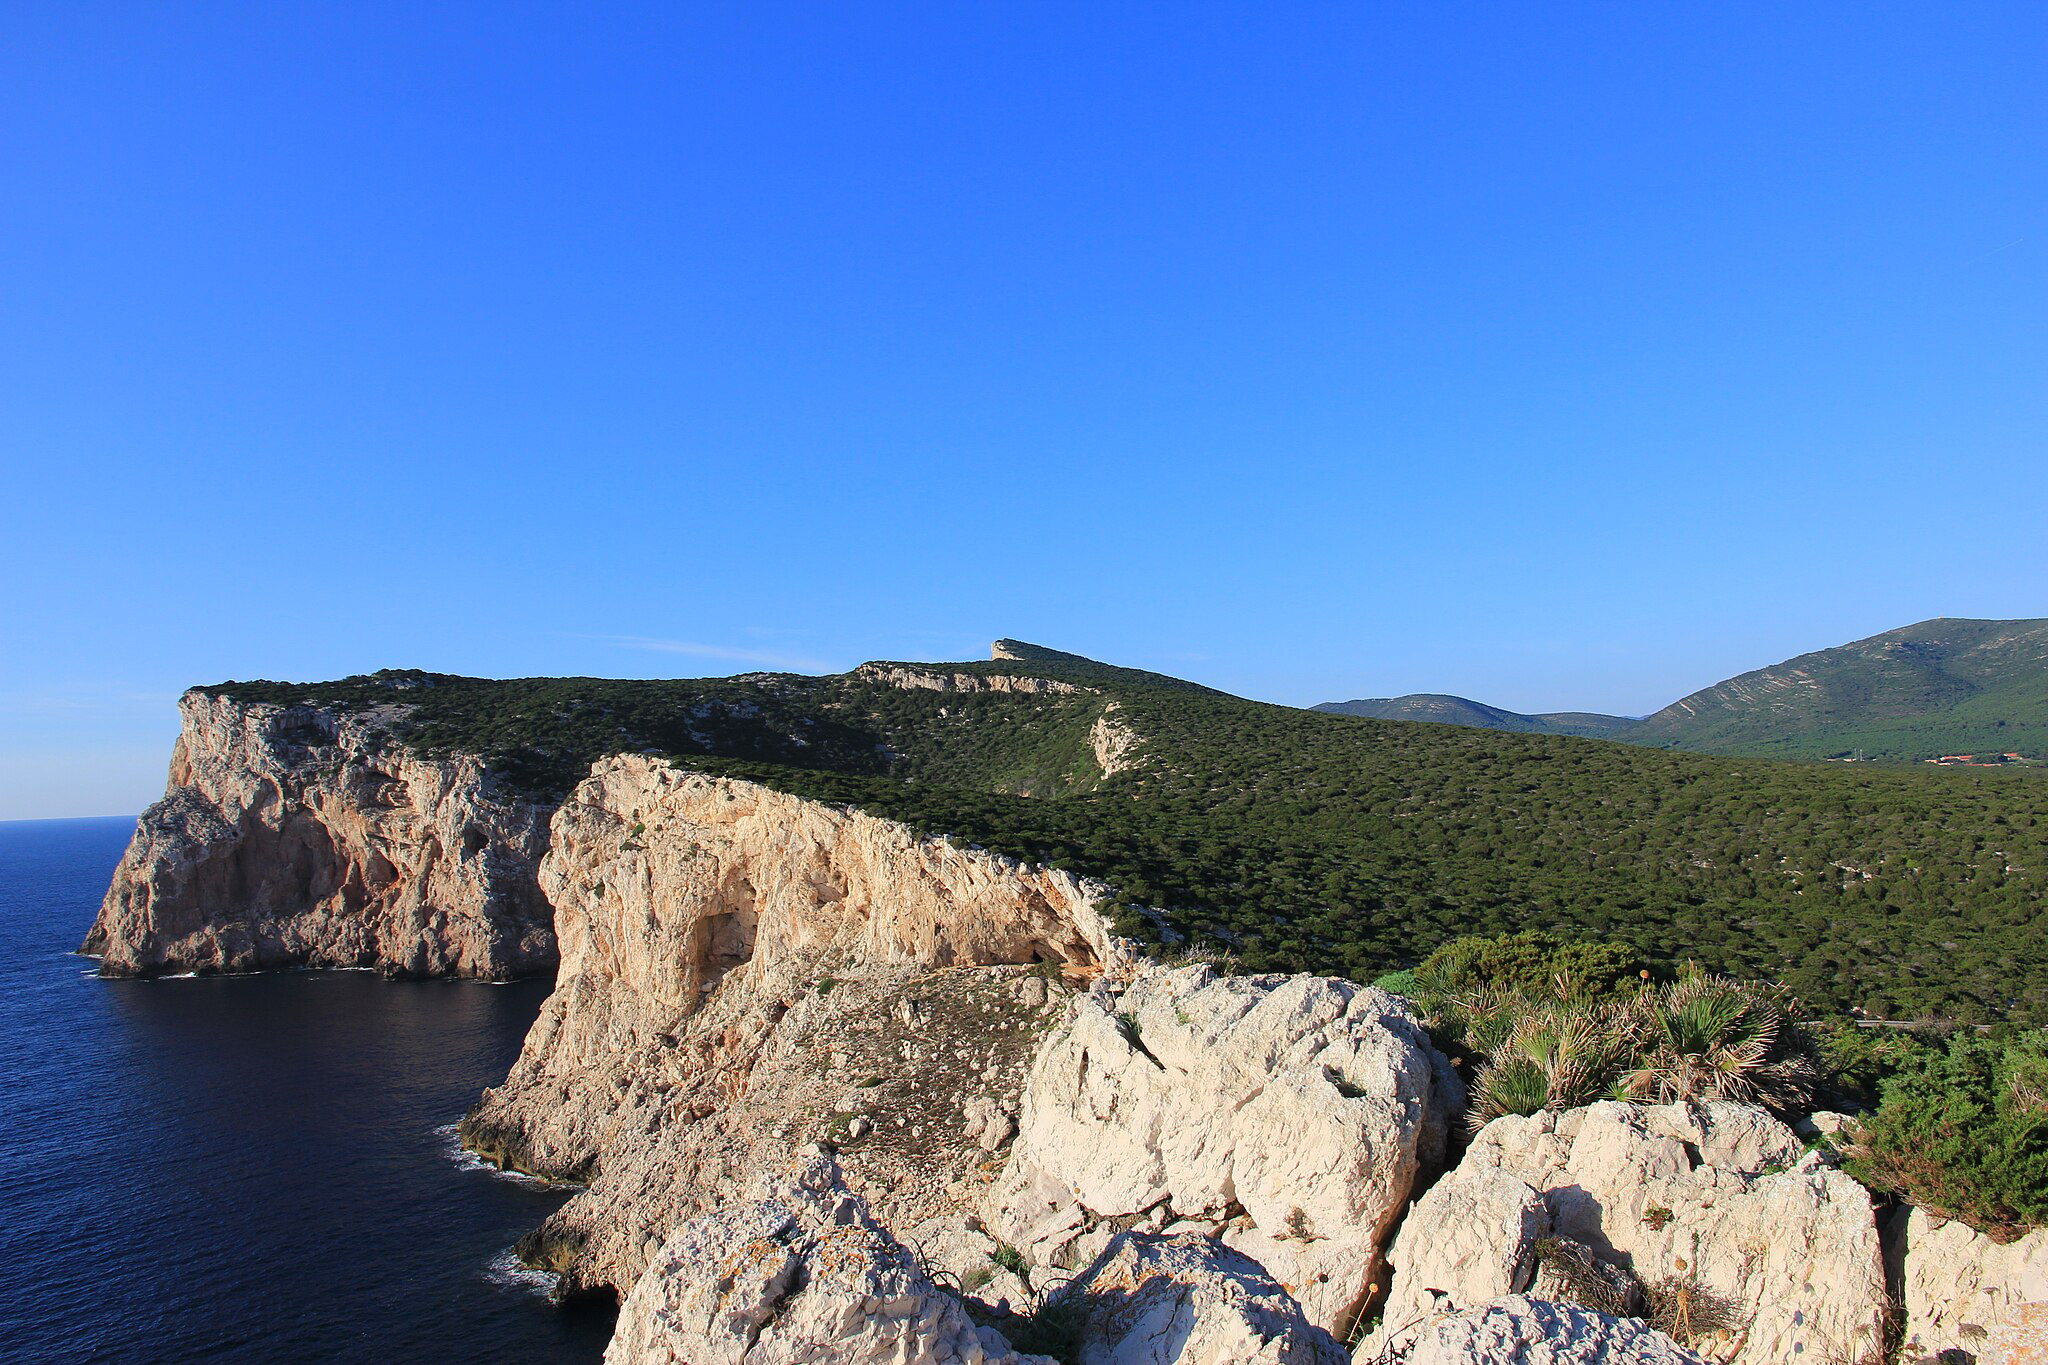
<box><xmin>1631</xmin><ymin>617</ymin><xmax>2048</xmax><ymax>762</ymax></box>
<box><xmin>1312</xmin><ymin>694</ymin><xmax>1636</xmax><ymax>739</ymax></box>
<box><xmin>1313</xmin><ymin>617</ymin><xmax>2048</xmax><ymax>768</ymax></box>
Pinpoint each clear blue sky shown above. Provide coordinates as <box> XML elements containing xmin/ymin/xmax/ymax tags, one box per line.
<box><xmin>3</xmin><ymin>3</ymin><xmax>2043</xmax><ymax>819</ymax></box>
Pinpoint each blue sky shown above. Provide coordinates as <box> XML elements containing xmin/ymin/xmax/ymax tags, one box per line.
<box><xmin>3</xmin><ymin>3</ymin><xmax>2044</xmax><ymax>819</ymax></box>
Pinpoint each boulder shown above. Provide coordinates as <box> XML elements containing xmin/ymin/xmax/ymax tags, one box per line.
<box><xmin>1367</xmin><ymin>1102</ymin><xmax>1888</xmax><ymax>1365</ymax></box>
<box><xmin>1369</xmin><ymin>1165</ymin><xmax>1552</xmax><ymax>1349</ymax></box>
<box><xmin>605</xmin><ymin>1149</ymin><xmax>1055</xmax><ymax>1365</ymax></box>
<box><xmin>1383</xmin><ymin>1295</ymin><xmax>1705</xmax><ymax>1365</ymax></box>
<box><xmin>1890</xmin><ymin>1206</ymin><xmax>2048</xmax><ymax>1360</ymax></box>
<box><xmin>1047</xmin><ymin>1231</ymin><xmax>1349</xmax><ymax>1365</ymax></box>
<box><xmin>987</xmin><ymin>964</ymin><xmax>1461</xmax><ymax>1335</ymax></box>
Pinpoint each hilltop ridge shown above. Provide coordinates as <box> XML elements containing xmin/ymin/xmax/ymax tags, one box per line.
<box><xmin>1312</xmin><ymin>693</ymin><xmax>1635</xmax><ymax>739</ymax></box>
<box><xmin>1316</xmin><ymin>616</ymin><xmax>2048</xmax><ymax>765</ymax></box>
<box><xmin>1630</xmin><ymin>616</ymin><xmax>2048</xmax><ymax>760</ymax></box>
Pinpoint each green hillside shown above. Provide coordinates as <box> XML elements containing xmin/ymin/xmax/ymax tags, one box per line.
<box><xmin>1314</xmin><ymin>618</ymin><xmax>2048</xmax><ymax>766</ymax></box>
<box><xmin>208</xmin><ymin>643</ymin><xmax>2048</xmax><ymax>1024</ymax></box>
<box><xmin>1314</xmin><ymin>693</ymin><xmax>1636</xmax><ymax>739</ymax></box>
<box><xmin>1629</xmin><ymin>618</ymin><xmax>2048</xmax><ymax>764</ymax></box>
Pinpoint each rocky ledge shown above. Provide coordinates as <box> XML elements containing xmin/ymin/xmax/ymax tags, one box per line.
<box><xmin>83</xmin><ymin>690</ymin><xmax>553</xmax><ymax>978</ymax></box>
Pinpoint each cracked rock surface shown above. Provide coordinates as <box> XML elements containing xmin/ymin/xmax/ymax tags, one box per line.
<box><xmin>986</xmin><ymin>964</ymin><xmax>1461</xmax><ymax>1336</ymax></box>
<box><xmin>1375</xmin><ymin>1295</ymin><xmax>1705</xmax><ymax>1365</ymax></box>
<box><xmin>1050</xmin><ymin>1231</ymin><xmax>1349</xmax><ymax>1365</ymax></box>
<box><xmin>605</xmin><ymin>1149</ymin><xmax>1055</xmax><ymax>1365</ymax></box>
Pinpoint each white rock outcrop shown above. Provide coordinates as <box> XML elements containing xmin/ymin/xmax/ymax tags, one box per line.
<box><xmin>1048</xmin><ymin>1231</ymin><xmax>1349</xmax><ymax>1365</ymax></box>
<box><xmin>1367</xmin><ymin>1101</ymin><xmax>1888</xmax><ymax>1365</ymax></box>
<box><xmin>987</xmin><ymin>964</ymin><xmax>1461</xmax><ymax>1336</ymax></box>
<box><xmin>855</xmin><ymin>663</ymin><xmax>1083</xmax><ymax>695</ymax></box>
<box><xmin>463</xmin><ymin>757</ymin><xmax>1127</xmax><ymax>1297</ymax></box>
<box><xmin>85</xmin><ymin>690</ymin><xmax>554</xmax><ymax>978</ymax></box>
<box><xmin>1891</xmin><ymin>1206</ymin><xmax>2048</xmax><ymax>1360</ymax></box>
<box><xmin>606</xmin><ymin>1149</ymin><xmax>1055</xmax><ymax>1365</ymax></box>
<box><xmin>1088</xmin><ymin>704</ymin><xmax>1143</xmax><ymax>778</ymax></box>
<box><xmin>1379</xmin><ymin>1295</ymin><xmax>1705</xmax><ymax>1365</ymax></box>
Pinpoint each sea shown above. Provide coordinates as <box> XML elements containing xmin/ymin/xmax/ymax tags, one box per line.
<box><xmin>0</xmin><ymin>817</ymin><xmax>615</xmax><ymax>1364</ymax></box>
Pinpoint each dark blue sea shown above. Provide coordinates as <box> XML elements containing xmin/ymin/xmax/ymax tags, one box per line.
<box><xmin>0</xmin><ymin>817</ymin><xmax>613</xmax><ymax>1364</ymax></box>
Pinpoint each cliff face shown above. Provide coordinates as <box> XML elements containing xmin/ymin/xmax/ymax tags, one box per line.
<box><xmin>83</xmin><ymin>691</ymin><xmax>555</xmax><ymax>978</ymax></box>
<box><xmin>461</xmin><ymin>757</ymin><xmax>1125</xmax><ymax>1297</ymax></box>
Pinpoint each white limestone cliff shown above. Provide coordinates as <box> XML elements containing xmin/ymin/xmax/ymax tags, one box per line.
<box><xmin>1088</xmin><ymin>703</ymin><xmax>1143</xmax><ymax>778</ymax></box>
<box><xmin>461</xmin><ymin>756</ymin><xmax>1130</xmax><ymax>1297</ymax></box>
<box><xmin>855</xmin><ymin>663</ymin><xmax>1084</xmax><ymax>695</ymax></box>
<box><xmin>84</xmin><ymin>690</ymin><xmax>554</xmax><ymax>978</ymax></box>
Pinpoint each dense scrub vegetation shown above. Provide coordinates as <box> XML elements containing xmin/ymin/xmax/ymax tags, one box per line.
<box><xmin>1835</xmin><ymin>1028</ymin><xmax>2048</xmax><ymax>1237</ymax></box>
<box><xmin>206</xmin><ymin>645</ymin><xmax>2048</xmax><ymax>1024</ymax></box>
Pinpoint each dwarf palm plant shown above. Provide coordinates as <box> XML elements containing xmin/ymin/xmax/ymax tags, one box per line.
<box><xmin>1619</xmin><ymin>975</ymin><xmax>1817</xmax><ymax>1114</ymax></box>
<box><xmin>1468</xmin><ymin>999</ymin><xmax>1635</xmax><ymax>1131</ymax></box>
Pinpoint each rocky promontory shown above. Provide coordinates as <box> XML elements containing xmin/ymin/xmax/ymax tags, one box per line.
<box><xmin>83</xmin><ymin>690</ymin><xmax>554</xmax><ymax>978</ymax></box>
<box><xmin>87</xmin><ymin>660</ymin><xmax>2048</xmax><ymax>1363</ymax></box>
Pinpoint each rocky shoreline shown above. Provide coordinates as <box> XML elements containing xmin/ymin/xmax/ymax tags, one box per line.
<box><xmin>91</xmin><ymin>694</ymin><xmax>2048</xmax><ymax>1363</ymax></box>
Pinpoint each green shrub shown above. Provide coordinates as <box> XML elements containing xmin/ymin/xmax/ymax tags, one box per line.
<box><xmin>1371</xmin><ymin>968</ymin><xmax>1418</xmax><ymax>998</ymax></box>
<box><xmin>1413</xmin><ymin>931</ymin><xmax>1646</xmax><ymax>1007</ymax></box>
<box><xmin>1845</xmin><ymin>1031</ymin><xmax>2048</xmax><ymax>1237</ymax></box>
<box><xmin>1467</xmin><ymin>999</ymin><xmax>1633</xmax><ymax>1130</ymax></box>
<box><xmin>1419</xmin><ymin>934</ymin><xmax>1822</xmax><ymax>1132</ymax></box>
<box><xmin>1807</xmin><ymin>1018</ymin><xmax>1945</xmax><ymax>1107</ymax></box>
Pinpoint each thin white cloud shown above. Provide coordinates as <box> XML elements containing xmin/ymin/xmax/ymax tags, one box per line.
<box><xmin>0</xmin><ymin>687</ymin><xmax>181</xmax><ymax>715</ymax></box>
<box><xmin>586</xmin><ymin>635</ymin><xmax>833</xmax><ymax>672</ymax></box>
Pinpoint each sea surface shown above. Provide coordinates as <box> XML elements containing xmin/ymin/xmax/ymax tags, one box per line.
<box><xmin>0</xmin><ymin>817</ymin><xmax>613</xmax><ymax>1364</ymax></box>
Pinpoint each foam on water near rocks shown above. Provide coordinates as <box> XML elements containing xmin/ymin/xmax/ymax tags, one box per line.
<box><xmin>437</xmin><ymin>1123</ymin><xmax>562</xmax><ymax>1189</ymax></box>
<box><xmin>484</xmin><ymin>1248</ymin><xmax>561</xmax><ymax>1300</ymax></box>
